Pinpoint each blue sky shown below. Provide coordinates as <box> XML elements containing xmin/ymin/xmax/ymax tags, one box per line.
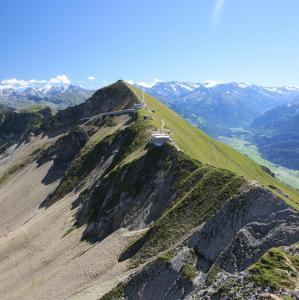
<box><xmin>1</xmin><ymin>0</ymin><xmax>299</xmax><ymax>88</ymax></box>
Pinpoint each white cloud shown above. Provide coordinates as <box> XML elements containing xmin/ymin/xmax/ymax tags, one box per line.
<box><xmin>0</xmin><ymin>74</ymin><xmax>71</xmax><ymax>89</ymax></box>
<box><xmin>137</xmin><ymin>78</ymin><xmax>161</xmax><ymax>88</ymax></box>
<box><xmin>126</xmin><ymin>80</ymin><xmax>135</xmax><ymax>85</ymax></box>
<box><xmin>1</xmin><ymin>78</ymin><xmax>45</xmax><ymax>87</ymax></box>
<box><xmin>49</xmin><ymin>74</ymin><xmax>71</xmax><ymax>84</ymax></box>
<box><xmin>212</xmin><ymin>0</ymin><xmax>226</xmax><ymax>27</ymax></box>
<box><xmin>88</xmin><ymin>76</ymin><xmax>96</xmax><ymax>80</ymax></box>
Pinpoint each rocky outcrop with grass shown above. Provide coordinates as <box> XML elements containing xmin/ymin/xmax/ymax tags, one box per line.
<box><xmin>104</xmin><ymin>186</ymin><xmax>299</xmax><ymax>300</ymax></box>
<box><xmin>0</xmin><ymin>106</ymin><xmax>52</xmax><ymax>147</ymax></box>
<box><xmin>77</xmin><ymin>143</ymin><xmax>202</xmax><ymax>242</ymax></box>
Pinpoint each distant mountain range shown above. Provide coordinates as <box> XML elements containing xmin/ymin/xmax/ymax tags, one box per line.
<box><xmin>136</xmin><ymin>81</ymin><xmax>299</xmax><ymax>137</ymax></box>
<box><xmin>3</xmin><ymin>81</ymin><xmax>299</xmax><ymax>130</ymax></box>
<box><xmin>3</xmin><ymin>80</ymin><xmax>299</xmax><ymax>170</ymax></box>
<box><xmin>251</xmin><ymin>101</ymin><xmax>299</xmax><ymax>169</ymax></box>
<box><xmin>0</xmin><ymin>85</ymin><xmax>93</xmax><ymax>109</ymax></box>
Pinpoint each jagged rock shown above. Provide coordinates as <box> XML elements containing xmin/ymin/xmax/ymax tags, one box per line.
<box><xmin>189</xmin><ymin>187</ymin><xmax>299</xmax><ymax>272</ymax></box>
<box><xmin>121</xmin><ymin>248</ymin><xmax>194</xmax><ymax>300</ymax></box>
<box><xmin>217</xmin><ymin>211</ymin><xmax>299</xmax><ymax>272</ymax></box>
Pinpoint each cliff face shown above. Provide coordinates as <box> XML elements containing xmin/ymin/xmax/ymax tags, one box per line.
<box><xmin>190</xmin><ymin>187</ymin><xmax>299</xmax><ymax>272</ymax></box>
<box><xmin>0</xmin><ymin>81</ymin><xmax>298</xmax><ymax>300</ymax></box>
<box><xmin>119</xmin><ymin>250</ymin><xmax>195</xmax><ymax>300</ymax></box>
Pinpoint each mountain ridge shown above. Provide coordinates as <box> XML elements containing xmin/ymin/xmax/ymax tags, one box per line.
<box><xmin>0</xmin><ymin>80</ymin><xmax>297</xmax><ymax>299</ymax></box>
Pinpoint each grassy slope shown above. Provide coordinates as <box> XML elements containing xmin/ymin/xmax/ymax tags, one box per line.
<box><xmin>16</xmin><ymin>104</ymin><xmax>49</xmax><ymax>113</ymax></box>
<box><xmin>125</xmin><ymin>82</ymin><xmax>299</xmax><ymax>209</ymax></box>
<box><xmin>249</xmin><ymin>246</ymin><xmax>299</xmax><ymax>290</ymax></box>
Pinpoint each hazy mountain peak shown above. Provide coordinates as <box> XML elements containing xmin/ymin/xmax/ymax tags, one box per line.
<box><xmin>202</xmin><ymin>80</ymin><xmax>225</xmax><ymax>88</ymax></box>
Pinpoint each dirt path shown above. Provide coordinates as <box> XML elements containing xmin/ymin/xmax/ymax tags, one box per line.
<box><xmin>161</xmin><ymin>119</ymin><xmax>165</xmax><ymax>132</ymax></box>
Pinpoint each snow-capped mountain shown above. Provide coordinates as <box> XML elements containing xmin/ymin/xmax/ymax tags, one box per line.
<box><xmin>0</xmin><ymin>85</ymin><xmax>94</xmax><ymax>109</ymax></box>
<box><xmin>136</xmin><ymin>80</ymin><xmax>299</xmax><ymax>100</ymax></box>
<box><xmin>135</xmin><ymin>81</ymin><xmax>299</xmax><ymax>137</ymax></box>
<box><xmin>136</xmin><ymin>81</ymin><xmax>200</xmax><ymax>104</ymax></box>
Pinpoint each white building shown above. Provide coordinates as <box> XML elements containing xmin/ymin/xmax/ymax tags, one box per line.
<box><xmin>150</xmin><ymin>132</ymin><xmax>171</xmax><ymax>146</ymax></box>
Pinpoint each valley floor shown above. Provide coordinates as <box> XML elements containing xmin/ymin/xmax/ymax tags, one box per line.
<box><xmin>220</xmin><ymin>136</ymin><xmax>299</xmax><ymax>190</ymax></box>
